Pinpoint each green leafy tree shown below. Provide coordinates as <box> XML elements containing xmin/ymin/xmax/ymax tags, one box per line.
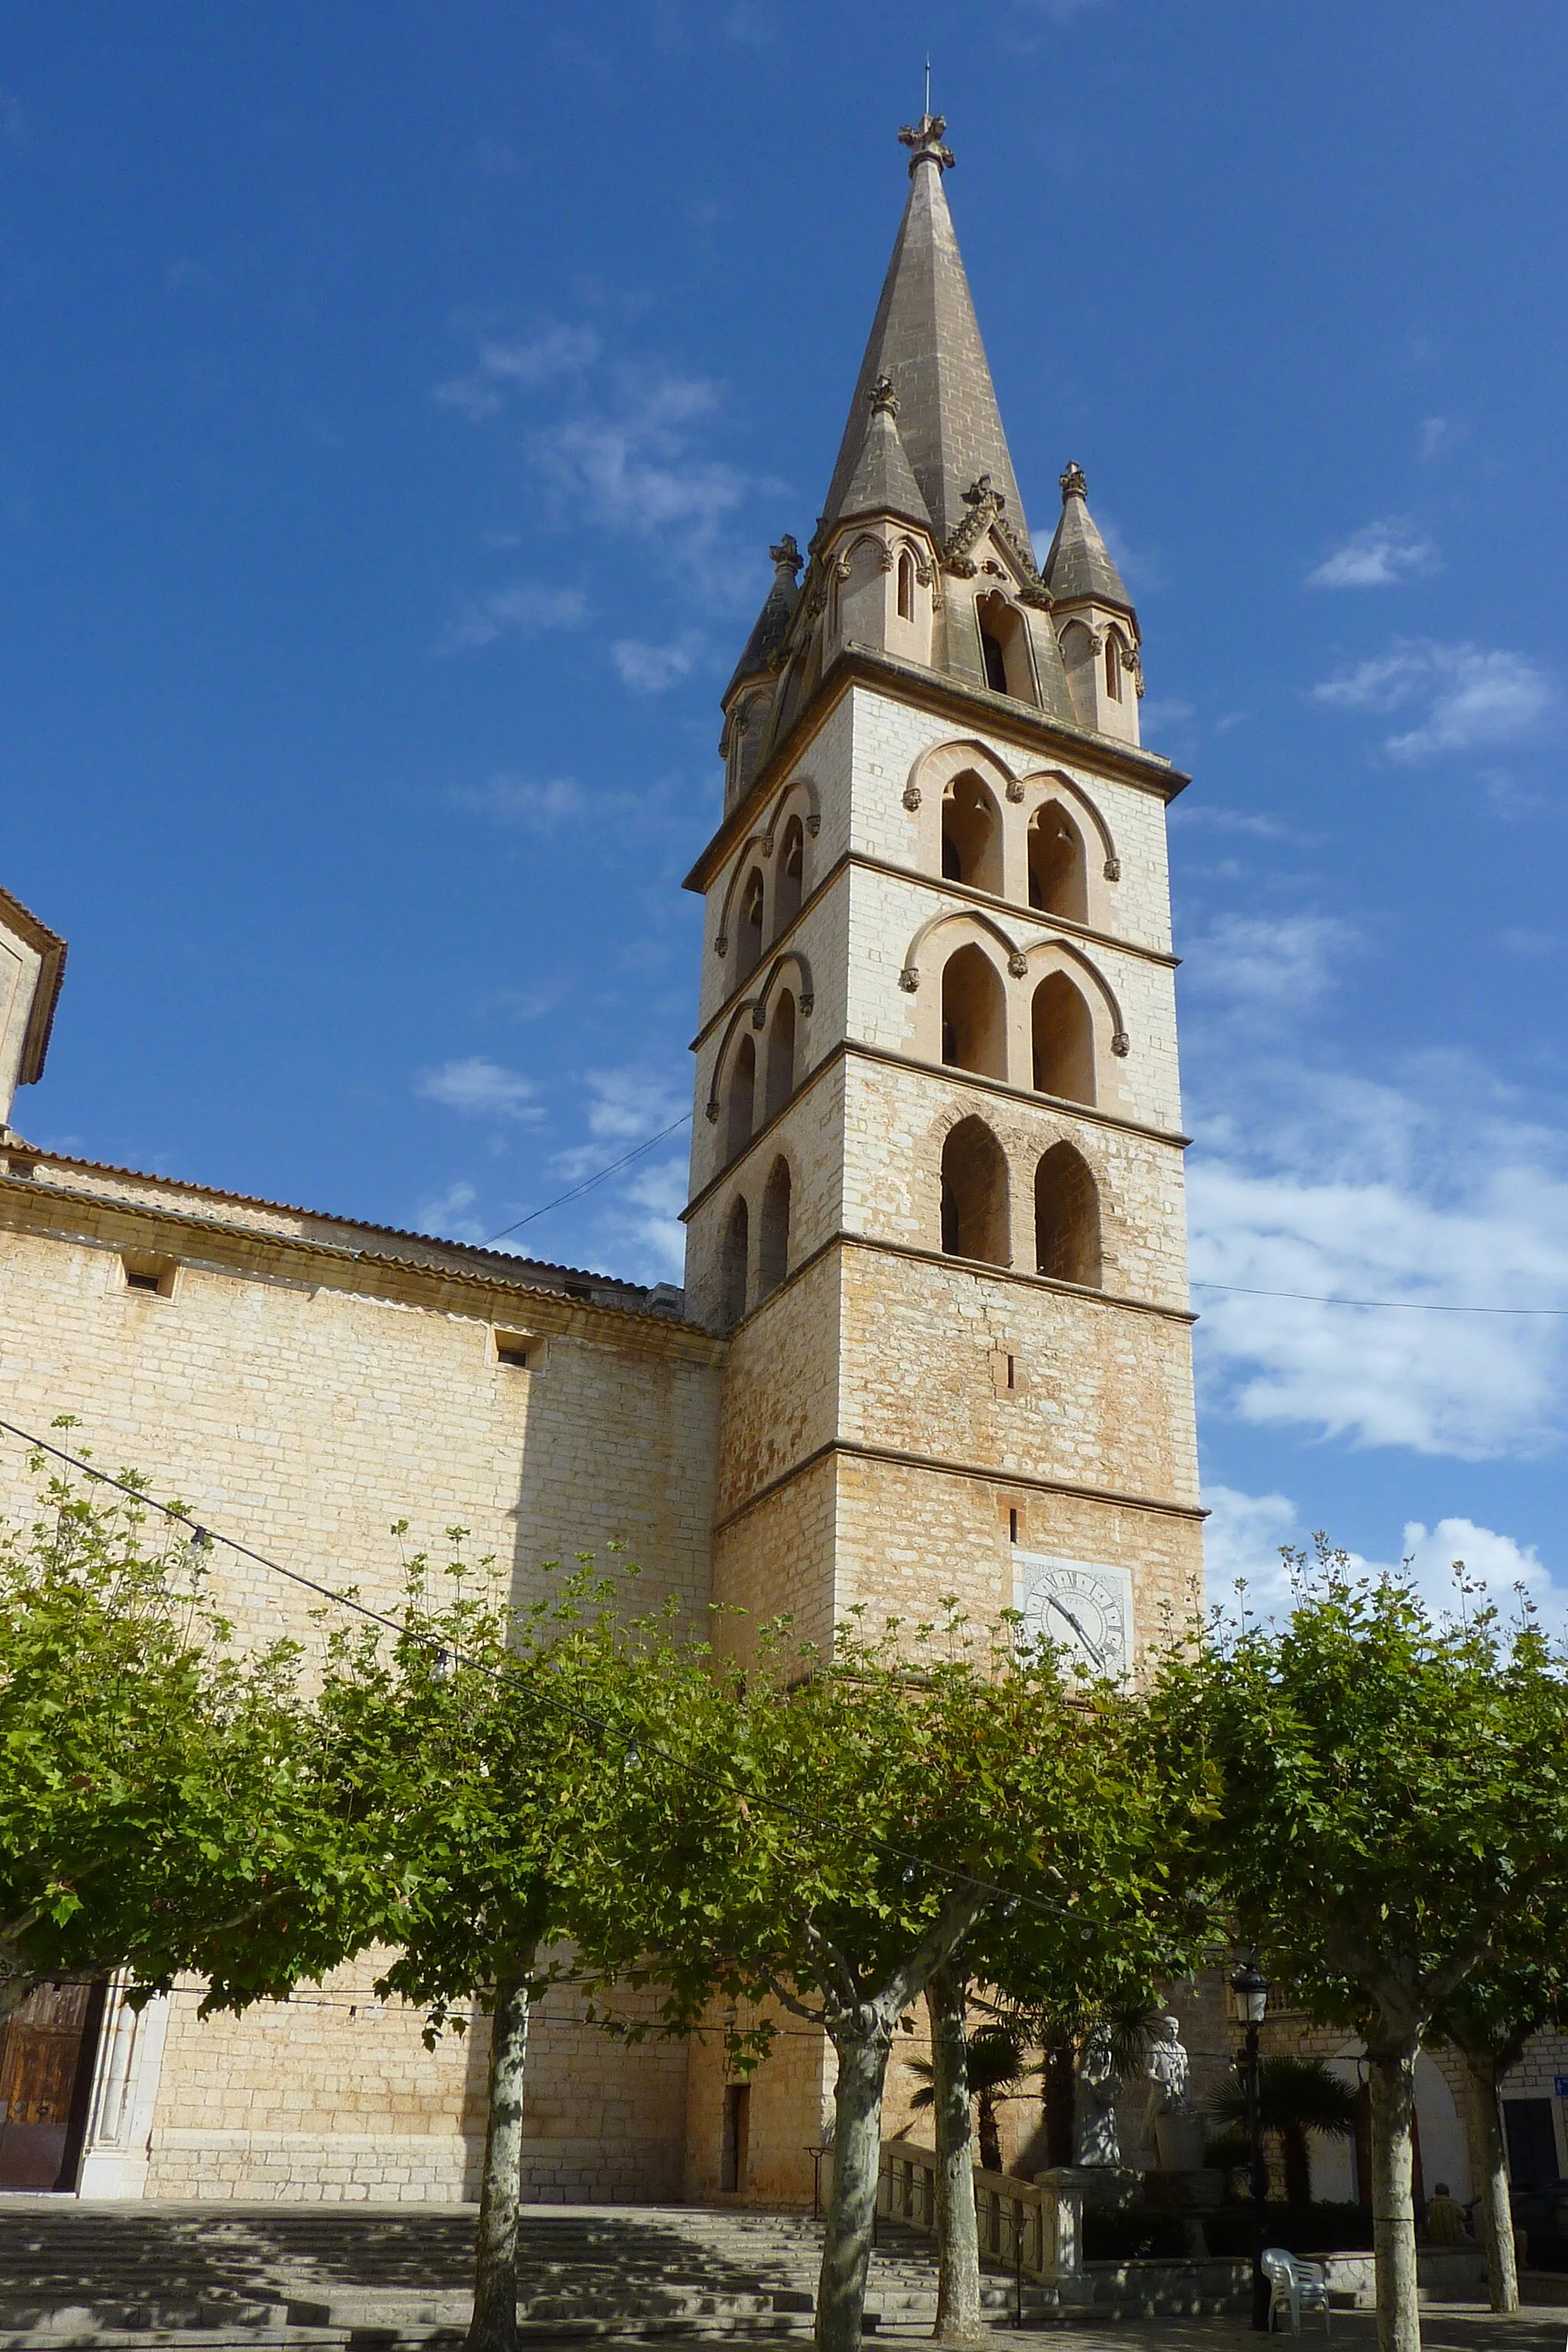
<box><xmin>1152</xmin><ymin>1545</ymin><xmax>1568</xmax><ymax>2352</ymax></box>
<box><xmin>596</xmin><ymin>1606</ymin><xmax>1215</xmax><ymax>2352</ymax></box>
<box><xmin>0</xmin><ymin>1432</ymin><xmax>368</xmax><ymax>2014</ymax></box>
<box><xmin>1207</xmin><ymin>2054</ymin><xmax>1359</xmax><ymax>2207</ymax></box>
<box><xmin>255</xmin><ymin>1534</ymin><xmax>720</xmax><ymax>2352</ymax></box>
<box><xmin>1431</xmin><ymin>1948</ymin><xmax>1568</xmax><ymax>2311</ymax></box>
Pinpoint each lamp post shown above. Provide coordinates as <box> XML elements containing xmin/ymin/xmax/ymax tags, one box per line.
<box><xmin>1230</xmin><ymin>1955</ymin><xmax>1270</xmax><ymax>2332</ymax></box>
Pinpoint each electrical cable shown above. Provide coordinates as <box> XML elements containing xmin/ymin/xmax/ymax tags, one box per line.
<box><xmin>480</xmin><ymin>1114</ymin><xmax>692</xmax><ymax>1250</ymax></box>
<box><xmin>0</xmin><ymin>1415</ymin><xmax>1089</xmax><ymax>1936</ymax></box>
<box><xmin>1191</xmin><ymin>1280</ymin><xmax>1568</xmax><ymax>1315</ymax></box>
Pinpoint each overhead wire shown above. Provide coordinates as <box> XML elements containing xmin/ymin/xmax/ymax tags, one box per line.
<box><xmin>480</xmin><ymin>1114</ymin><xmax>692</xmax><ymax>1250</ymax></box>
<box><xmin>1191</xmin><ymin>1280</ymin><xmax>1568</xmax><ymax>1315</ymax></box>
<box><xmin>0</xmin><ymin>1415</ymin><xmax>1090</xmax><ymax>1936</ymax></box>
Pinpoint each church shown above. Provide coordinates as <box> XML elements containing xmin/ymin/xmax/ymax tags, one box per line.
<box><xmin>2</xmin><ymin>113</ymin><xmax>1224</xmax><ymax>2207</ymax></box>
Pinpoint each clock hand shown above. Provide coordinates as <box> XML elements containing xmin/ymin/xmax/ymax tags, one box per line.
<box><xmin>1043</xmin><ymin>1592</ymin><xmax>1108</xmax><ymax>1674</ymax></box>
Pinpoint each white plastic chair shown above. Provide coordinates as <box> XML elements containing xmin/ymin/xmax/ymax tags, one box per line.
<box><xmin>1262</xmin><ymin>2246</ymin><xmax>1331</xmax><ymax>2336</ymax></box>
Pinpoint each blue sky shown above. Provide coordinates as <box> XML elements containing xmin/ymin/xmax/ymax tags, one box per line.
<box><xmin>5</xmin><ymin>2</ymin><xmax>1566</xmax><ymax>1617</ymax></box>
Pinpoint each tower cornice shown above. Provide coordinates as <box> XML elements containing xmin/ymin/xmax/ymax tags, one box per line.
<box><xmin>684</xmin><ymin>648</ymin><xmax>1191</xmax><ymax>895</ymax></box>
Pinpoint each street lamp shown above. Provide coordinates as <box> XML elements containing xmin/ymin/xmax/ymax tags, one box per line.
<box><xmin>1229</xmin><ymin>1955</ymin><xmax>1271</xmax><ymax>2333</ymax></box>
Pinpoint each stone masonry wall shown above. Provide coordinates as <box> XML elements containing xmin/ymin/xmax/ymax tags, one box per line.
<box><xmin>0</xmin><ymin>1169</ymin><xmax>724</xmax><ymax>2200</ymax></box>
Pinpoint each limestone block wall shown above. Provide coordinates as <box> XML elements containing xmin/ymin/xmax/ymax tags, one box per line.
<box><xmin>839</xmin><ymin>1057</ymin><xmax>1192</xmax><ymax>1315</ymax></box>
<box><xmin>831</xmin><ymin>1451</ymin><xmax>1202</xmax><ymax>1659</ymax></box>
<box><xmin>685</xmin><ymin>1061</ymin><xmax>848</xmax><ymax>1334</ymax></box>
<box><xmin>684</xmin><ymin>1997</ymin><xmax>834</xmax><ymax>2210</ymax></box>
<box><xmin>835</xmin><ymin>1243</ymin><xmax>1199</xmax><ymax>1514</ymax></box>
<box><xmin>0</xmin><ymin>1162</ymin><xmax>724</xmax><ymax>2200</ymax></box>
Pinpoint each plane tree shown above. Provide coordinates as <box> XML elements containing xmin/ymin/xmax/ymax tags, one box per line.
<box><xmin>1150</xmin><ymin>1546</ymin><xmax>1568</xmax><ymax>2352</ymax></box>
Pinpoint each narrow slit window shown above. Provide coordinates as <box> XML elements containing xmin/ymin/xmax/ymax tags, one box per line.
<box><xmin>1006</xmin><ymin>1353</ymin><xmax>1016</xmax><ymax>1390</ymax></box>
<box><xmin>1009</xmin><ymin>1508</ymin><xmax>1019</xmax><ymax>1545</ymax></box>
<box><xmin>897</xmin><ymin>548</ymin><xmax>916</xmax><ymax>622</ymax></box>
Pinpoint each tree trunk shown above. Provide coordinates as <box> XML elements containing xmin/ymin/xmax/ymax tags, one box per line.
<box><xmin>1282</xmin><ymin>2122</ymin><xmax>1312</xmax><ymax>2209</ymax></box>
<box><xmin>926</xmin><ymin>1969</ymin><xmax>982</xmax><ymax>2345</ymax></box>
<box><xmin>817</xmin><ymin>2025</ymin><xmax>893</xmax><ymax>2352</ymax></box>
<box><xmin>1461</xmin><ymin>2050</ymin><xmax>1517</xmax><ymax>2314</ymax></box>
<box><xmin>466</xmin><ymin>1968</ymin><xmax>535</xmax><ymax>2352</ymax></box>
<box><xmin>1368</xmin><ymin>2051</ymin><xmax>1422</xmax><ymax>2352</ymax></box>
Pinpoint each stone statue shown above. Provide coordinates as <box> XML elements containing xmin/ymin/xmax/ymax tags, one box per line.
<box><xmin>1142</xmin><ymin>2012</ymin><xmax>1193</xmax><ymax>2138</ymax></box>
<box><xmin>1074</xmin><ymin>2024</ymin><xmax>1122</xmax><ymax>2167</ymax></box>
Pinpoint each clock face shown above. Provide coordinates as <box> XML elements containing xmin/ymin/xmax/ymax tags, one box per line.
<box><xmin>1012</xmin><ymin>1553</ymin><xmax>1134</xmax><ymax>1681</ymax></box>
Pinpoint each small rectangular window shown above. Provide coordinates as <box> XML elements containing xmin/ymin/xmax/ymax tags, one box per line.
<box><xmin>494</xmin><ymin>1334</ymin><xmax>532</xmax><ymax>1370</ymax></box>
<box><xmin>122</xmin><ymin>1254</ymin><xmax>175</xmax><ymax>1297</ymax></box>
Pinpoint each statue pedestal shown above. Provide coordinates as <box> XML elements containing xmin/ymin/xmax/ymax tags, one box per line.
<box><xmin>1153</xmin><ymin>2112</ymin><xmax>1207</xmax><ymax>2173</ymax></box>
<box><xmin>1040</xmin><ymin>2162</ymin><xmax>1141</xmax><ymax>2210</ymax></box>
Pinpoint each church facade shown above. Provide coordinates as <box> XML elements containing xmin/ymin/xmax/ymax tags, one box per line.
<box><xmin>0</xmin><ymin>118</ymin><xmax>1207</xmax><ymax>2207</ymax></box>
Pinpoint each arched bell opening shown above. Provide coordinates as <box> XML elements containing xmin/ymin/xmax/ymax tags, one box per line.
<box><xmin>941</xmin><ymin>943</ymin><xmax>1008</xmax><ymax>1082</ymax></box>
<box><xmin>773</xmin><ymin>817</ymin><xmax>805</xmax><ymax>936</ymax></box>
<box><xmin>725</xmin><ymin>1033</ymin><xmax>757</xmax><ymax>1161</ymax></box>
<box><xmin>1034</xmin><ymin>1142</ymin><xmax>1102</xmax><ymax>1289</ymax></box>
<box><xmin>720</xmin><ymin>1197</ymin><xmax>750</xmax><ymax>1331</ymax></box>
<box><xmin>1027</xmin><ymin>802</ymin><xmax>1088</xmax><ymax>921</ymax></box>
<box><xmin>763</xmin><ymin>991</ymin><xmax>797</xmax><ymax>1123</ymax></box>
<box><xmin>939</xmin><ymin>1116</ymin><xmax>1010</xmax><ymax>1267</ymax></box>
<box><xmin>940</xmin><ymin>772</ymin><xmax>1004</xmax><ymax>895</ymax></box>
<box><xmin>736</xmin><ymin>866</ymin><xmax>766</xmax><ymax>981</ymax></box>
<box><xmin>757</xmin><ymin>1158</ymin><xmax>792</xmax><ymax>1301</ymax></box>
<box><xmin>1031</xmin><ymin>972</ymin><xmax>1096</xmax><ymax>1106</ymax></box>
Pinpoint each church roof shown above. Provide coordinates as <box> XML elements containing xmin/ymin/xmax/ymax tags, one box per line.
<box><xmin>834</xmin><ymin>380</ymin><xmax>933</xmax><ymax>533</ymax></box>
<box><xmin>724</xmin><ymin>536</ymin><xmax>802</xmax><ymax>703</ymax></box>
<box><xmin>1041</xmin><ymin>461</ymin><xmax>1133</xmax><ymax>610</ymax></box>
<box><xmin>819</xmin><ymin>116</ymin><xmax>1024</xmax><ymax>547</ymax></box>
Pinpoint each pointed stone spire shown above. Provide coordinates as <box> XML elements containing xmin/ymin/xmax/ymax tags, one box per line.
<box><xmin>1041</xmin><ymin>461</ymin><xmax>1132</xmax><ymax>610</ymax></box>
<box><xmin>834</xmin><ymin>377</ymin><xmax>933</xmax><ymax>533</ymax></box>
<box><xmin>724</xmin><ymin>535</ymin><xmax>802</xmax><ymax>702</ymax></box>
<box><xmin>819</xmin><ymin>117</ymin><xmax>1024</xmax><ymax>545</ymax></box>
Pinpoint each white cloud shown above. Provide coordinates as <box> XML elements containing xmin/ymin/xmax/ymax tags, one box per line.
<box><xmin>1173</xmin><ymin>805</ymin><xmax>1296</xmax><ymax>841</ymax></box>
<box><xmin>435</xmin><ymin>325</ymin><xmax>601</xmax><ymax>420</ymax></box>
<box><xmin>413</xmin><ymin>1180</ymin><xmax>486</xmax><ymax>1243</ymax></box>
<box><xmin>449</xmin><ymin>773</ymin><xmax>586</xmax><ymax>829</ymax></box>
<box><xmin>1201</xmin><ymin>1484</ymin><xmax>1302</xmax><ymax>1613</ymax></box>
<box><xmin>1184</xmin><ymin>913</ymin><xmax>1356</xmax><ymax>1010</ymax></box>
<box><xmin>1187</xmin><ymin>1070</ymin><xmax>1568</xmax><ymax>1458</ymax></box>
<box><xmin>1138</xmin><ymin>697</ymin><xmax>1194</xmax><ymax>733</ymax></box>
<box><xmin>612</xmin><ymin>632</ymin><xmax>704</xmax><ymax>691</ymax></box>
<box><xmin>1307</xmin><ymin>519</ymin><xmax>1441</xmax><ymax>590</ymax></box>
<box><xmin>1419</xmin><ymin>416</ymin><xmax>1462</xmax><ymax>463</ymax></box>
<box><xmin>436</xmin><ymin>583</ymin><xmax>588</xmax><ymax>654</ymax></box>
<box><xmin>1200</xmin><ymin>1486</ymin><xmax>1563</xmax><ymax>1629</ymax></box>
<box><xmin>1314</xmin><ymin>638</ymin><xmax>1553</xmax><ymax>760</ymax></box>
<box><xmin>416</xmin><ymin>1057</ymin><xmax>543</xmax><ymax>1122</ymax></box>
<box><xmin>534</xmin><ymin>373</ymin><xmax>753</xmax><ymax>549</ymax></box>
<box><xmin>598</xmin><ymin>1157</ymin><xmax>688</xmax><ymax>1282</ymax></box>
<box><xmin>545</xmin><ymin>1067</ymin><xmax>685</xmax><ymax>1184</ymax></box>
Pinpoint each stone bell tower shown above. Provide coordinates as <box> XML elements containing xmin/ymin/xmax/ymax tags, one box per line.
<box><xmin>681</xmin><ymin>117</ymin><xmax>1202</xmax><ymax>2199</ymax></box>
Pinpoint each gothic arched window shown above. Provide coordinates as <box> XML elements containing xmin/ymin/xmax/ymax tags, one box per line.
<box><xmin>941</xmin><ymin>943</ymin><xmax>1008</xmax><ymax>1082</ymax></box>
<box><xmin>940</xmin><ymin>773</ymin><xmax>1003</xmax><ymax>895</ymax></box>
<box><xmin>897</xmin><ymin>547</ymin><xmax>916</xmax><ymax>622</ymax></box>
<box><xmin>975</xmin><ymin>592</ymin><xmax>1037</xmax><ymax>705</ymax></box>
<box><xmin>1031</xmin><ymin>972</ymin><xmax>1096</xmax><ymax>1106</ymax></box>
<box><xmin>1027</xmin><ymin>802</ymin><xmax>1088</xmax><ymax>921</ymax></box>
<box><xmin>720</xmin><ymin>1196</ymin><xmax>750</xmax><ymax>1330</ymax></box>
<box><xmin>737</xmin><ymin>866</ymin><xmax>766</xmax><ymax>981</ymax></box>
<box><xmin>764</xmin><ymin>990</ymin><xmax>796</xmax><ymax>1122</ymax></box>
<box><xmin>758</xmin><ymin>1157</ymin><xmax>792</xmax><ymax>1299</ymax></box>
<box><xmin>940</xmin><ymin>1116</ymin><xmax>1010</xmax><ymax>1266</ymax></box>
<box><xmin>1105</xmin><ymin>632</ymin><xmax>1123</xmax><ymax>701</ymax></box>
<box><xmin>773</xmin><ymin>818</ymin><xmax>805</xmax><ymax>937</ymax></box>
<box><xmin>1035</xmin><ymin>1142</ymin><xmax>1102</xmax><ymax>1288</ymax></box>
<box><xmin>725</xmin><ymin>1033</ymin><xmax>757</xmax><ymax>1162</ymax></box>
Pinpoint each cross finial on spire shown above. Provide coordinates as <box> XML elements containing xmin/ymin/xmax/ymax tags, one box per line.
<box><xmin>898</xmin><ymin>113</ymin><xmax>954</xmax><ymax>175</ymax></box>
<box><xmin>1060</xmin><ymin>460</ymin><xmax>1088</xmax><ymax>504</ymax></box>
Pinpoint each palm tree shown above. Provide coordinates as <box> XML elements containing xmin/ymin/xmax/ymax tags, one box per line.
<box><xmin>909</xmin><ymin>2024</ymin><xmax>1033</xmax><ymax>2174</ymax></box>
<box><xmin>1209</xmin><ymin>2056</ymin><xmax>1360</xmax><ymax>2207</ymax></box>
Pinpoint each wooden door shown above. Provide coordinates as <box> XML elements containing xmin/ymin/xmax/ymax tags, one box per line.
<box><xmin>0</xmin><ymin>1981</ymin><xmax>103</xmax><ymax>2190</ymax></box>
